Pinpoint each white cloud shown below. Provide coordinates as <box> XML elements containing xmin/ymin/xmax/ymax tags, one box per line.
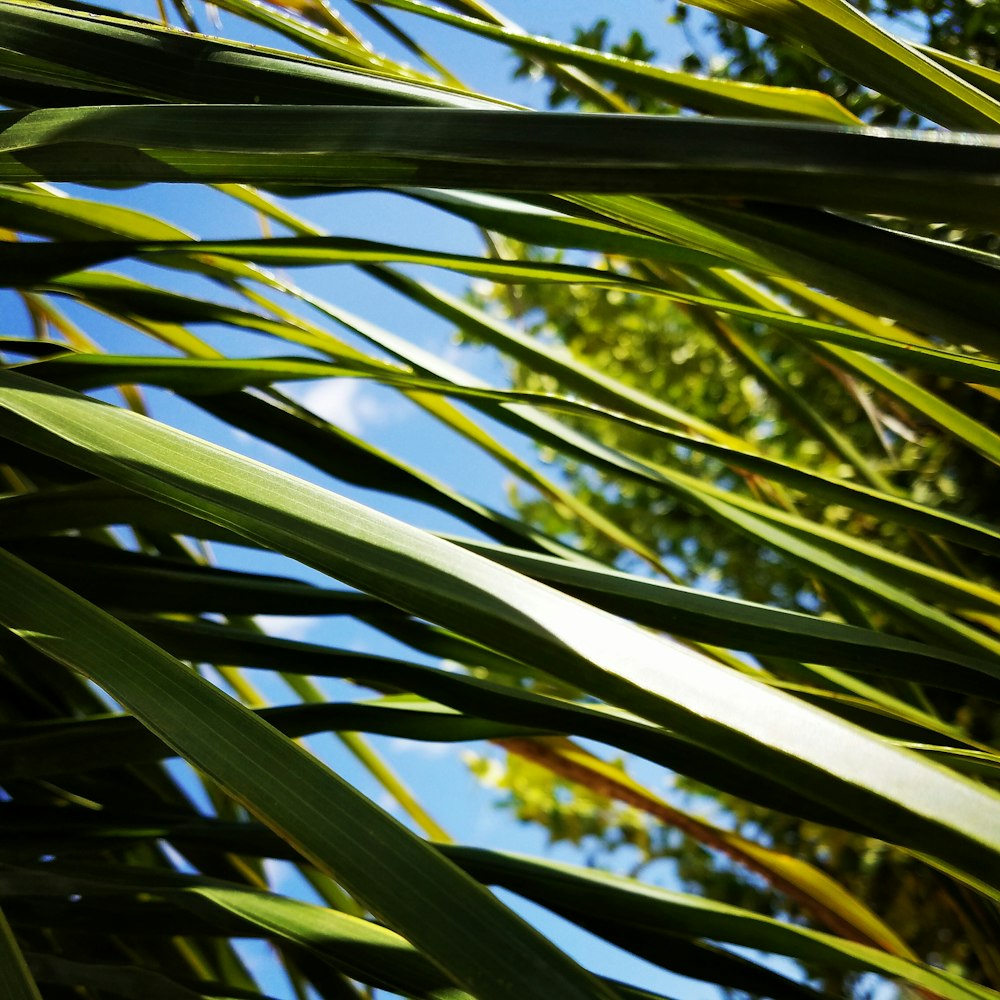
<box><xmin>388</xmin><ymin>737</ymin><xmax>453</xmax><ymax>760</ymax></box>
<box><xmin>255</xmin><ymin>614</ymin><xmax>317</xmax><ymax>642</ymax></box>
<box><xmin>296</xmin><ymin>378</ymin><xmax>387</xmax><ymax>436</ymax></box>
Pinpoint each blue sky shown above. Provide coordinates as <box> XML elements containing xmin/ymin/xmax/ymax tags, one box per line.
<box><xmin>3</xmin><ymin>4</ymin><xmax>797</xmax><ymax>998</ymax></box>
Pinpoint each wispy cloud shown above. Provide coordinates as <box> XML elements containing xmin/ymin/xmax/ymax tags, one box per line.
<box><xmin>255</xmin><ymin>614</ymin><xmax>317</xmax><ymax>642</ymax></box>
<box><xmin>388</xmin><ymin>737</ymin><xmax>453</xmax><ymax>760</ymax></box>
<box><xmin>297</xmin><ymin>378</ymin><xmax>389</xmax><ymax>436</ymax></box>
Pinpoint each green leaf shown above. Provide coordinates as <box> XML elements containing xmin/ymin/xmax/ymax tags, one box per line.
<box><xmin>20</xmin><ymin>351</ymin><xmax>1000</xmax><ymax>554</ymax></box>
<box><xmin>570</xmin><ymin>196</ymin><xmax>1000</xmax><ymax>357</ymax></box>
<box><xmin>360</xmin><ymin>0</ymin><xmax>862</xmax><ymax>124</ymax></box>
<box><xmin>0</xmin><ymin>544</ymin><xmax>615</xmax><ymax>1000</ymax></box>
<box><xmin>0</xmin><ymin>0</ymin><xmax>493</xmax><ymax>109</ymax></box>
<box><xmin>443</xmin><ymin>537</ymin><xmax>1000</xmax><ymax>698</ymax></box>
<box><xmin>685</xmin><ymin>0</ymin><xmax>1000</xmax><ymax>130</ymax></box>
<box><xmin>0</xmin><ymin>860</ymin><xmax>474</xmax><ymax>999</ymax></box>
<box><xmin>1</xmin><ymin>105</ymin><xmax>1000</xmax><ymax>227</ymax></box>
<box><xmin>2</xmin><ymin>369</ymin><xmax>1000</xmax><ymax>895</ymax></box>
<box><xmin>0</xmin><ymin>904</ymin><xmax>41</xmax><ymax>1000</ymax></box>
<box><xmin>444</xmin><ymin>847</ymin><xmax>1000</xmax><ymax>1000</ymax></box>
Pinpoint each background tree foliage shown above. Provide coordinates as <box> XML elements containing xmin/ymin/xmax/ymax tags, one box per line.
<box><xmin>527</xmin><ymin>1</ymin><xmax>1000</xmax><ymax>123</ymax></box>
<box><xmin>491</xmin><ymin>1</ymin><xmax>1000</xmax><ymax>989</ymax></box>
<box><xmin>2</xmin><ymin>2</ymin><xmax>1000</xmax><ymax>1000</ymax></box>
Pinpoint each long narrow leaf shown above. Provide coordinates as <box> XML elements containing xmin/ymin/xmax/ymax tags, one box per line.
<box><xmin>0</xmin><ymin>546</ymin><xmax>614</xmax><ymax>1000</ymax></box>
<box><xmin>2</xmin><ymin>370</ymin><xmax>1000</xmax><ymax>894</ymax></box>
